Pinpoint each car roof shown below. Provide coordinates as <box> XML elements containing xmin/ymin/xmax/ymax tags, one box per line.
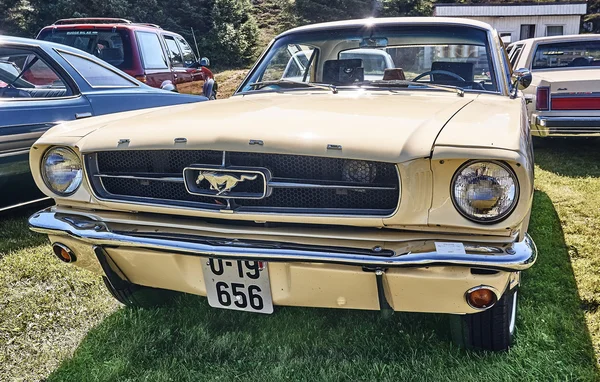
<box><xmin>276</xmin><ymin>17</ymin><xmax>495</xmax><ymax>39</ymax></box>
<box><xmin>0</xmin><ymin>34</ymin><xmax>100</xmax><ymax>54</ymax></box>
<box><xmin>513</xmin><ymin>34</ymin><xmax>600</xmax><ymax>45</ymax></box>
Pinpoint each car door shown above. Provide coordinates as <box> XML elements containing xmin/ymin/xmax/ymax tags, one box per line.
<box><xmin>162</xmin><ymin>34</ymin><xmax>195</xmax><ymax>94</ymax></box>
<box><xmin>0</xmin><ymin>45</ymin><xmax>93</xmax><ymax>210</ymax></box>
<box><xmin>135</xmin><ymin>31</ymin><xmax>175</xmax><ymax>90</ymax></box>
<box><xmin>174</xmin><ymin>36</ymin><xmax>208</xmax><ymax>96</ymax></box>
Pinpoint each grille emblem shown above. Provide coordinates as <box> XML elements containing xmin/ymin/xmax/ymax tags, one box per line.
<box><xmin>183</xmin><ymin>166</ymin><xmax>270</xmax><ymax>199</ymax></box>
<box><xmin>196</xmin><ymin>172</ymin><xmax>258</xmax><ymax>196</ymax></box>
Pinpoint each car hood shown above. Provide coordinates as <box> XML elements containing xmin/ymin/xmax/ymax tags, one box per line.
<box><xmin>43</xmin><ymin>91</ymin><xmax>476</xmax><ymax>163</ymax></box>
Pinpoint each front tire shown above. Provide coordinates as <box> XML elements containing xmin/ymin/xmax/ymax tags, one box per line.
<box><xmin>450</xmin><ymin>288</ymin><xmax>518</xmax><ymax>351</ymax></box>
<box><xmin>102</xmin><ymin>277</ymin><xmax>179</xmax><ymax>308</ymax></box>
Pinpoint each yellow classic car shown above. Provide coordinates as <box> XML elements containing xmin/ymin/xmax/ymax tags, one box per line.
<box><xmin>507</xmin><ymin>34</ymin><xmax>600</xmax><ymax>136</ymax></box>
<box><xmin>28</xmin><ymin>17</ymin><xmax>536</xmax><ymax>351</ymax></box>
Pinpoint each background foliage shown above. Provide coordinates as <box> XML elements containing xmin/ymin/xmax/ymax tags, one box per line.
<box><xmin>0</xmin><ymin>0</ymin><xmax>599</xmax><ymax>68</ymax></box>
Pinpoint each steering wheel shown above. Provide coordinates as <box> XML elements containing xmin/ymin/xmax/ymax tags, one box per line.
<box><xmin>413</xmin><ymin>69</ymin><xmax>466</xmax><ymax>83</ymax></box>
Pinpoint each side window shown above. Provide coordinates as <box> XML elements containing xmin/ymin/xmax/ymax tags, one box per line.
<box><xmin>509</xmin><ymin>45</ymin><xmax>524</xmax><ymax>68</ymax></box>
<box><xmin>163</xmin><ymin>36</ymin><xmax>183</xmax><ymax>68</ymax></box>
<box><xmin>0</xmin><ymin>47</ymin><xmax>72</xmax><ymax>99</ymax></box>
<box><xmin>175</xmin><ymin>37</ymin><xmax>196</xmax><ymax>67</ymax></box>
<box><xmin>137</xmin><ymin>32</ymin><xmax>168</xmax><ymax>69</ymax></box>
<box><xmin>60</xmin><ymin>51</ymin><xmax>136</xmax><ymax>87</ymax></box>
<box><xmin>264</xmin><ymin>44</ymin><xmax>316</xmax><ymax>82</ymax></box>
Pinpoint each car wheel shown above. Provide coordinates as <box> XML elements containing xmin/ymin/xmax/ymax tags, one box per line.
<box><xmin>102</xmin><ymin>276</ymin><xmax>179</xmax><ymax>308</ymax></box>
<box><xmin>450</xmin><ymin>287</ymin><xmax>518</xmax><ymax>351</ymax></box>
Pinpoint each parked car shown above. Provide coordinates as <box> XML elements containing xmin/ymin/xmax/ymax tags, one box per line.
<box><xmin>28</xmin><ymin>17</ymin><xmax>536</xmax><ymax>351</ymax></box>
<box><xmin>0</xmin><ymin>35</ymin><xmax>207</xmax><ymax>211</ymax></box>
<box><xmin>508</xmin><ymin>34</ymin><xmax>600</xmax><ymax>136</ymax></box>
<box><xmin>37</xmin><ymin>18</ymin><xmax>217</xmax><ymax>99</ymax></box>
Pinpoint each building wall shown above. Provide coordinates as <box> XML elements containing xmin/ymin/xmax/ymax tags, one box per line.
<box><xmin>464</xmin><ymin>15</ymin><xmax>581</xmax><ymax>42</ymax></box>
<box><xmin>434</xmin><ymin>3</ymin><xmax>587</xmax><ymax>17</ymax></box>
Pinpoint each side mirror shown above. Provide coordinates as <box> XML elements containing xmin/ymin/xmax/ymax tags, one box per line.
<box><xmin>199</xmin><ymin>57</ymin><xmax>210</xmax><ymax>67</ymax></box>
<box><xmin>511</xmin><ymin>68</ymin><xmax>532</xmax><ymax>98</ymax></box>
<box><xmin>160</xmin><ymin>80</ymin><xmax>177</xmax><ymax>92</ymax></box>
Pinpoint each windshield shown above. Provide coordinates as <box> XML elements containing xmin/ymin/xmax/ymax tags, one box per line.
<box><xmin>239</xmin><ymin>24</ymin><xmax>497</xmax><ymax>94</ymax></box>
<box><xmin>38</xmin><ymin>29</ymin><xmax>133</xmax><ymax>70</ymax></box>
<box><xmin>532</xmin><ymin>40</ymin><xmax>600</xmax><ymax>70</ymax></box>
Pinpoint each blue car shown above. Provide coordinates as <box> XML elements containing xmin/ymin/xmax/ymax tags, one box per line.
<box><xmin>0</xmin><ymin>35</ymin><xmax>206</xmax><ymax>211</ymax></box>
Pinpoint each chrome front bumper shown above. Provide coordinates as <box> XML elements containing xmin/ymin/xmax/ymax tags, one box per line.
<box><xmin>533</xmin><ymin>115</ymin><xmax>600</xmax><ymax>137</ymax></box>
<box><xmin>28</xmin><ymin>209</ymin><xmax>537</xmax><ymax>271</ymax></box>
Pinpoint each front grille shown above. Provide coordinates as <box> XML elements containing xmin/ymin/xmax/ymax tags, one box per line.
<box><xmin>85</xmin><ymin>150</ymin><xmax>400</xmax><ymax>216</ymax></box>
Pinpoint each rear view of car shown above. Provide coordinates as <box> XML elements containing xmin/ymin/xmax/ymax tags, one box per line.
<box><xmin>37</xmin><ymin>18</ymin><xmax>217</xmax><ymax>98</ymax></box>
<box><xmin>509</xmin><ymin>34</ymin><xmax>600</xmax><ymax>136</ymax></box>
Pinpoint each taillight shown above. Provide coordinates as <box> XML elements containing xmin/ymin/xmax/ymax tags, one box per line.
<box><xmin>536</xmin><ymin>87</ymin><xmax>550</xmax><ymax>111</ymax></box>
<box><xmin>134</xmin><ymin>75</ymin><xmax>147</xmax><ymax>83</ymax></box>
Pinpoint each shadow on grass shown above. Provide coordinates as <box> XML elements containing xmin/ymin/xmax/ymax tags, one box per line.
<box><xmin>0</xmin><ymin>206</ymin><xmax>49</xmax><ymax>257</ymax></box>
<box><xmin>534</xmin><ymin>137</ymin><xmax>600</xmax><ymax>178</ymax></box>
<box><xmin>46</xmin><ymin>191</ymin><xmax>598</xmax><ymax>381</ymax></box>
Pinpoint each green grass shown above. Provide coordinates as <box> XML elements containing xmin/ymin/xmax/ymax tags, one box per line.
<box><xmin>1</xmin><ymin>139</ymin><xmax>599</xmax><ymax>381</ymax></box>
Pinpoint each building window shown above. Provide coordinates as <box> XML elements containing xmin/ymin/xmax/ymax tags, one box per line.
<box><xmin>546</xmin><ymin>25</ymin><xmax>564</xmax><ymax>37</ymax></box>
<box><xmin>500</xmin><ymin>32</ymin><xmax>512</xmax><ymax>45</ymax></box>
<box><xmin>520</xmin><ymin>24</ymin><xmax>536</xmax><ymax>40</ymax></box>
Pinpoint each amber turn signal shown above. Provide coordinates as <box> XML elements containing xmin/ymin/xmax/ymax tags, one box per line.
<box><xmin>466</xmin><ymin>286</ymin><xmax>497</xmax><ymax>309</ymax></box>
<box><xmin>52</xmin><ymin>243</ymin><xmax>76</xmax><ymax>263</ymax></box>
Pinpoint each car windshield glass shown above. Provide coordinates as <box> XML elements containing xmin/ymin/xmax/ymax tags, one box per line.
<box><xmin>532</xmin><ymin>40</ymin><xmax>600</xmax><ymax>69</ymax></box>
<box><xmin>239</xmin><ymin>24</ymin><xmax>497</xmax><ymax>94</ymax></box>
<box><xmin>38</xmin><ymin>29</ymin><xmax>133</xmax><ymax>70</ymax></box>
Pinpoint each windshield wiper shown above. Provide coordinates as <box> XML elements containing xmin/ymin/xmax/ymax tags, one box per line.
<box><xmin>357</xmin><ymin>80</ymin><xmax>465</xmax><ymax>97</ymax></box>
<box><xmin>249</xmin><ymin>80</ymin><xmax>338</xmax><ymax>94</ymax></box>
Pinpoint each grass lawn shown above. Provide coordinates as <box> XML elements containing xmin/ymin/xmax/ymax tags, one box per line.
<box><xmin>1</xmin><ymin>139</ymin><xmax>599</xmax><ymax>381</ymax></box>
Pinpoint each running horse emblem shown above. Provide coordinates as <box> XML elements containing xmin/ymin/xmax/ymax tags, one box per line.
<box><xmin>196</xmin><ymin>171</ymin><xmax>258</xmax><ymax>196</ymax></box>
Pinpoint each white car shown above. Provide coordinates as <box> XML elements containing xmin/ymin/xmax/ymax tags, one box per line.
<box><xmin>508</xmin><ymin>34</ymin><xmax>600</xmax><ymax>136</ymax></box>
<box><xmin>282</xmin><ymin>48</ymin><xmax>396</xmax><ymax>82</ymax></box>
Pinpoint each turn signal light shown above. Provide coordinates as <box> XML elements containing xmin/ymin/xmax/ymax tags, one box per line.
<box><xmin>466</xmin><ymin>286</ymin><xmax>497</xmax><ymax>309</ymax></box>
<box><xmin>134</xmin><ymin>75</ymin><xmax>147</xmax><ymax>83</ymax></box>
<box><xmin>52</xmin><ymin>243</ymin><xmax>76</xmax><ymax>263</ymax></box>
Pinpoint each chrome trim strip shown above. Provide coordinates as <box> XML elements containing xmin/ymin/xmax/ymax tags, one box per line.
<box><xmin>29</xmin><ymin>209</ymin><xmax>537</xmax><ymax>271</ymax></box>
<box><xmin>92</xmin><ymin>173</ymin><xmax>397</xmax><ymax>190</ymax></box>
<box><xmin>551</xmin><ymin>92</ymin><xmax>600</xmax><ymax>99</ymax></box>
<box><xmin>94</xmin><ymin>174</ymin><xmax>184</xmax><ymax>182</ymax></box>
<box><xmin>268</xmin><ymin>179</ymin><xmax>396</xmax><ymax>190</ymax></box>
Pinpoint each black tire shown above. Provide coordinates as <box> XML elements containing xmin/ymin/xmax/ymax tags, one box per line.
<box><xmin>450</xmin><ymin>288</ymin><xmax>518</xmax><ymax>351</ymax></box>
<box><xmin>102</xmin><ymin>276</ymin><xmax>179</xmax><ymax>308</ymax></box>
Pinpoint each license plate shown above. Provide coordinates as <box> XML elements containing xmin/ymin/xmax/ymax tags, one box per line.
<box><xmin>201</xmin><ymin>258</ymin><xmax>273</xmax><ymax>314</ymax></box>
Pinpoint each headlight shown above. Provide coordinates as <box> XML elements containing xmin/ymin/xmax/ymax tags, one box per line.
<box><xmin>451</xmin><ymin>161</ymin><xmax>518</xmax><ymax>223</ymax></box>
<box><xmin>41</xmin><ymin>147</ymin><xmax>83</xmax><ymax>196</ymax></box>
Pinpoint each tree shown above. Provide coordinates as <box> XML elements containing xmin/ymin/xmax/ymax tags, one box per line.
<box><xmin>202</xmin><ymin>0</ymin><xmax>260</xmax><ymax>67</ymax></box>
<box><xmin>291</xmin><ymin>0</ymin><xmax>379</xmax><ymax>25</ymax></box>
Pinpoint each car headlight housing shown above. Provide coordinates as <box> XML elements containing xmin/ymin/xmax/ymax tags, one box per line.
<box><xmin>41</xmin><ymin>147</ymin><xmax>83</xmax><ymax>196</ymax></box>
<box><xmin>451</xmin><ymin>161</ymin><xmax>519</xmax><ymax>223</ymax></box>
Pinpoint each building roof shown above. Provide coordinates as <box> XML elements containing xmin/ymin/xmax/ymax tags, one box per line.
<box><xmin>276</xmin><ymin>17</ymin><xmax>494</xmax><ymax>39</ymax></box>
<box><xmin>434</xmin><ymin>2</ymin><xmax>587</xmax><ymax>17</ymax></box>
<box><xmin>513</xmin><ymin>33</ymin><xmax>600</xmax><ymax>45</ymax></box>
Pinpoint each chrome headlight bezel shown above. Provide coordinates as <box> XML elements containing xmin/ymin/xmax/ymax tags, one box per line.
<box><xmin>450</xmin><ymin>160</ymin><xmax>520</xmax><ymax>224</ymax></box>
<box><xmin>41</xmin><ymin>146</ymin><xmax>83</xmax><ymax>197</ymax></box>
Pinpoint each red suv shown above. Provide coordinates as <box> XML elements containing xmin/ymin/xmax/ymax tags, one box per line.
<box><xmin>37</xmin><ymin>18</ymin><xmax>217</xmax><ymax>98</ymax></box>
